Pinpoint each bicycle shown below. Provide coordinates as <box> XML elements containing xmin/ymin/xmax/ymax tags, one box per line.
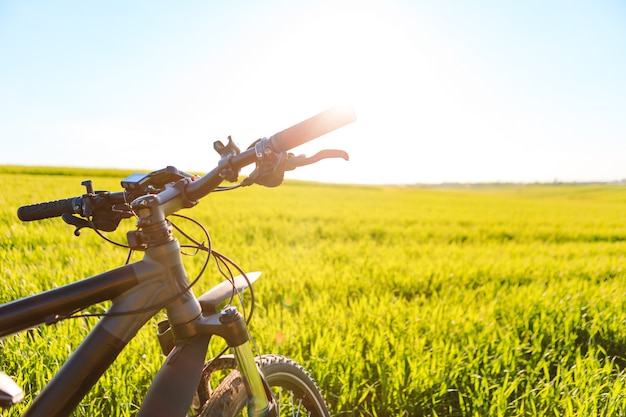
<box><xmin>0</xmin><ymin>106</ymin><xmax>356</xmax><ymax>417</ymax></box>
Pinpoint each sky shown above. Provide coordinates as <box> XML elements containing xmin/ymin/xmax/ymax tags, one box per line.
<box><xmin>1</xmin><ymin>0</ymin><xmax>625</xmax><ymax>185</ymax></box>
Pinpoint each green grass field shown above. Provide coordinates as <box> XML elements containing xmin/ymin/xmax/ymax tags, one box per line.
<box><xmin>1</xmin><ymin>167</ymin><xmax>626</xmax><ymax>416</ymax></box>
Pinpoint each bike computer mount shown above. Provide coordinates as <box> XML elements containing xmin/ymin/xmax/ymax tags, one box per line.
<box><xmin>121</xmin><ymin>166</ymin><xmax>196</xmax><ymax>202</ymax></box>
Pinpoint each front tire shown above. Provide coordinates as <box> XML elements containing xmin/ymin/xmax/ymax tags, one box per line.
<box><xmin>199</xmin><ymin>354</ymin><xmax>330</xmax><ymax>417</ymax></box>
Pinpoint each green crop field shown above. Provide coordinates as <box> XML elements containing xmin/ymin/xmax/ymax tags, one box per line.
<box><xmin>1</xmin><ymin>166</ymin><xmax>626</xmax><ymax>416</ymax></box>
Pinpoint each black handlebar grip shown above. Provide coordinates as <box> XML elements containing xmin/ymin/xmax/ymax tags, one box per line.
<box><xmin>269</xmin><ymin>105</ymin><xmax>356</xmax><ymax>153</ymax></box>
<box><xmin>17</xmin><ymin>197</ymin><xmax>79</xmax><ymax>221</ymax></box>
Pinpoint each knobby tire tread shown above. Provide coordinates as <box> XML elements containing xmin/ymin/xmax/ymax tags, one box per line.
<box><xmin>199</xmin><ymin>354</ymin><xmax>330</xmax><ymax>417</ymax></box>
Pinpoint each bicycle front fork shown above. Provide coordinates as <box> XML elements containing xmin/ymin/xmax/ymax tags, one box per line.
<box><xmin>159</xmin><ymin>304</ymin><xmax>276</xmax><ymax>417</ymax></box>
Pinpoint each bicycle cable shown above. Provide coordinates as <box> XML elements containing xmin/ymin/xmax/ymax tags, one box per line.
<box><xmin>214</xmin><ymin>184</ymin><xmax>243</xmax><ymax>192</ymax></box>
<box><xmin>64</xmin><ymin>214</ymin><xmax>212</xmax><ymax>320</ymax></box>
<box><xmin>87</xmin><ymin>216</ymin><xmax>132</xmax><ymax>249</ymax></box>
<box><xmin>57</xmin><ymin>209</ymin><xmax>257</xmax><ymax>368</ymax></box>
<box><xmin>170</xmin><ymin>215</ymin><xmax>256</xmax><ymax>325</ymax></box>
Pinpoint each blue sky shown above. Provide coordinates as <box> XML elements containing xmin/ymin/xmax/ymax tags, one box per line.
<box><xmin>1</xmin><ymin>1</ymin><xmax>625</xmax><ymax>184</ymax></box>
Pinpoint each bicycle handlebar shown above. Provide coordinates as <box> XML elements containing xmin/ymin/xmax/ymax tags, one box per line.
<box><xmin>17</xmin><ymin>106</ymin><xmax>356</xmax><ymax>224</ymax></box>
<box><xmin>186</xmin><ymin>105</ymin><xmax>356</xmax><ymax>202</ymax></box>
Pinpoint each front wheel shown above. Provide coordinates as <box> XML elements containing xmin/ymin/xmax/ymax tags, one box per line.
<box><xmin>199</xmin><ymin>354</ymin><xmax>330</xmax><ymax>417</ymax></box>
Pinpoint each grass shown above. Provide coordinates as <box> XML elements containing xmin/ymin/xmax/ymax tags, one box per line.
<box><xmin>1</xmin><ymin>167</ymin><xmax>626</xmax><ymax>416</ymax></box>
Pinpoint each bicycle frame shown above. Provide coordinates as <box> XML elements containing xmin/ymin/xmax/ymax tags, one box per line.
<box><xmin>0</xmin><ymin>233</ymin><xmax>271</xmax><ymax>417</ymax></box>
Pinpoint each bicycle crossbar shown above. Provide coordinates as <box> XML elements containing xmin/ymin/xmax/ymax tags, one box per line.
<box><xmin>0</xmin><ymin>264</ymin><xmax>139</xmax><ymax>338</ymax></box>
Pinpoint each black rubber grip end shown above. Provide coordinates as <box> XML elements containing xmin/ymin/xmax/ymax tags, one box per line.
<box><xmin>17</xmin><ymin>198</ymin><xmax>78</xmax><ymax>221</ymax></box>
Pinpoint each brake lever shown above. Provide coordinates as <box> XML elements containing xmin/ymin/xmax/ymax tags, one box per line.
<box><xmin>284</xmin><ymin>149</ymin><xmax>349</xmax><ymax>171</ymax></box>
<box><xmin>62</xmin><ymin>214</ymin><xmax>92</xmax><ymax>236</ymax></box>
<box><xmin>62</xmin><ymin>206</ymin><xmax>133</xmax><ymax>236</ymax></box>
<box><xmin>242</xmin><ymin>145</ymin><xmax>349</xmax><ymax>188</ymax></box>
